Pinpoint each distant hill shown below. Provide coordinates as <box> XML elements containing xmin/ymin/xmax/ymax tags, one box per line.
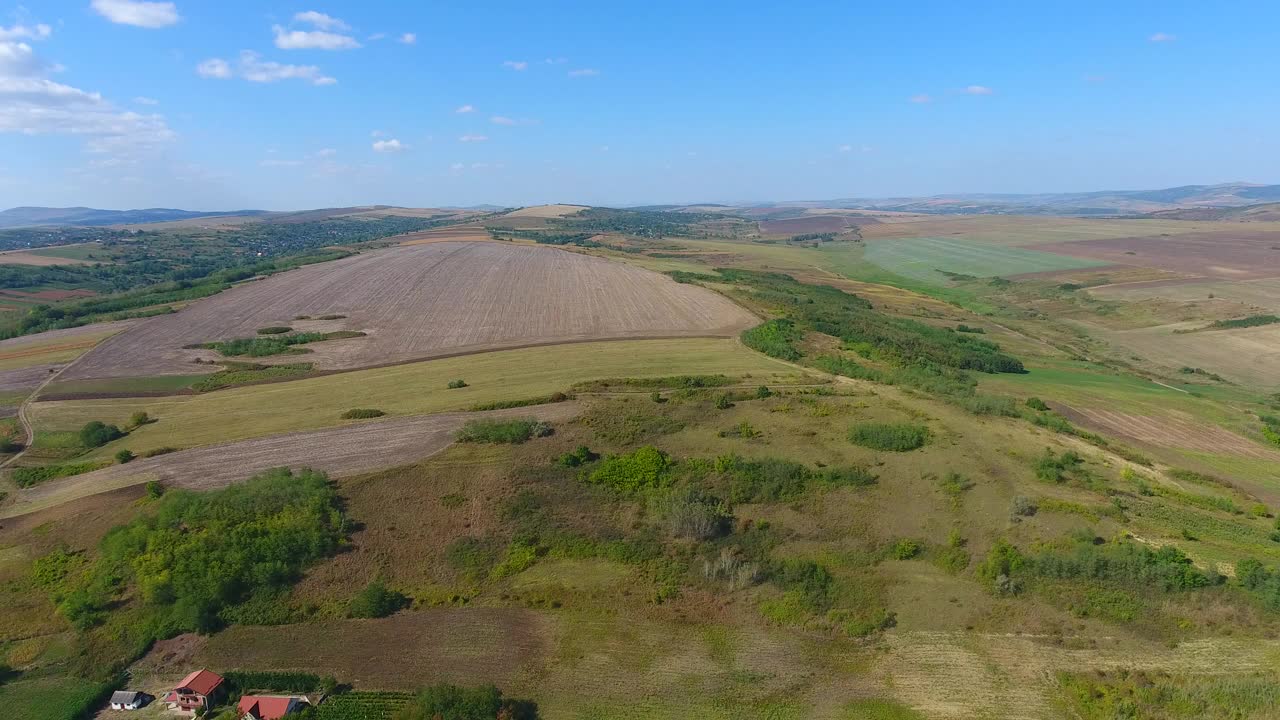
<box><xmin>1145</xmin><ymin>201</ymin><xmax>1280</xmax><ymax>222</ymax></box>
<box><xmin>0</xmin><ymin>206</ymin><xmax>269</xmax><ymax>229</ymax></box>
<box><xmin>730</xmin><ymin>182</ymin><xmax>1280</xmax><ymax>217</ymax></box>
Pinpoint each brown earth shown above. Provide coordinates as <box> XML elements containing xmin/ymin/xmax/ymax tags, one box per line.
<box><xmin>0</xmin><ymin>364</ymin><xmax>57</xmax><ymax>393</ymax></box>
<box><xmin>60</xmin><ymin>242</ymin><xmax>757</xmax><ymax>381</ymax></box>
<box><xmin>0</xmin><ymin>321</ymin><xmax>137</xmax><ymax>363</ymax></box>
<box><xmin>0</xmin><ymin>251</ymin><xmax>91</xmax><ymax>267</ymax></box>
<box><xmin>1056</xmin><ymin>404</ymin><xmax>1280</xmax><ymax>464</ymax></box>
<box><xmin>758</xmin><ymin>215</ymin><xmax>856</xmax><ymax>236</ymax></box>
<box><xmin>0</xmin><ymin>403</ymin><xmax>580</xmax><ymax>518</ymax></box>
<box><xmin>1034</xmin><ymin>230</ymin><xmax>1280</xmax><ymax>280</ymax></box>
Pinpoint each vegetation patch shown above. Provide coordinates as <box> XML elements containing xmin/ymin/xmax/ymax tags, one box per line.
<box><xmin>190</xmin><ymin>362</ymin><xmax>314</xmax><ymax>392</ymax></box>
<box><xmin>341</xmin><ymin>408</ymin><xmax>386</xmax><ymax>420</ymax></box>
<box><xmin>1057</xmin><ymin>670</ymin><xmax>1280</xmax><ymax>720</ymax></box>
<box><xmin>456</xmin><ymin>418</ymin><xmax>552</xmax><ymax>444</ymax></box>
<box><xmin>256</xmin><ymin>326</ymin><xmax>292</xmax><ymax>335</ymax></box>
<box><xmin>199</xmin><ymin>330</ymin><xmax>366</xmax><ymax>358</ymax></box>
<box><xmin>586</xmin><ymin>446</ymin><xmax>672</xmax><ymax>493</ymax></box>
<box><xmin>12</xmin><ymin>460</ymin><xmax>111</xmax><ymax>487</ymax></box>
<box><xmin>848</xmin><ymin>422</ymin><xmax>930</xmax><ymax>451</ymax></box>
<box><xmin>469</xmin><ymin>391</ymin><xmax>569</xmax><ymax>411</ymax></box>
<box><xmin>573</xmin><ymin>374</ymin><xmax>734</xmax><ymax>391</ymax></box>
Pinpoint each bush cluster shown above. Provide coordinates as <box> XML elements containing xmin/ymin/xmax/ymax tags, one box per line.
<box><xmin>848</xmin><ymin>422</ymin><xmax>929</xmax><ymax>452</ymax></box>
<box><xmin>456</xmin><ymin>418</ymin><xmax>552</xmax><ymax>444</ymax></box>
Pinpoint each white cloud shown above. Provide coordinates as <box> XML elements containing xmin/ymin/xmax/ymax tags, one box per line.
<box><xmin>313</xmin><ymin>148</ymin><xmax>337</xmax><ymax>157</ymax></box>
<box><xmin>1149</xmin><ymin>32</ymin><xmax>1176</xmax><ymax>42</ymax></box>
<box><xmin>490</xmin><ymin>115</ymin><xmax>516</xmax><ymax>126</ymax></box>
<box><xmin>372</xmin><ymin>138</ymin><xmax>406</xmax><ymax>152</ymax></box>
<box><xmin>0</xmin><ymin>35</ymin><xmax>174</xmax><ymax>152</ymax></box>
<box><xmin>0</xmin><ymin>22</ymin><xmax>52</xmax><ymax>41</ymax></box>
<box><xmin>837</xmin><ymin>144</ymin><xmax>852</xmax><ymax>152</ymax></box>
<box><xmin>909</xmin><ymin>93</ymin><xmax>931</xmax><ymax>103</ymax></box>
<box><xmin>502</xmin><ymin>60</ymin><xmax>528</xmax><ymax>71</ymax></box>
<box><xmin>90</xmin><ymin>0</ymin><xmax>180</xmax><ymax>29</ymax></box>
<box><xmin>370</xmin><ymin>129</ymin><xmax>385</xmax><ymax>137</ymax></box>
<box><xmin>133</xmin><ymin>96</ymin><xmax>159</xmax><ymax>105</ymax></box>
<box><xmin>196</xmin><ymin>57</ymin><xmax>231</xmax><ymax>79</ymax></box>
<box><xmin>455</xmin><ymin>104</ymin><xmax>474</xmax><ymax>113</ymax></box>
<box><xmin>458</xmin><ymin>134</ymin><xmax>488</xmax><ymax>142</ymax></box>
<box><xmin>449</xmin><ymin>162</ymin><xmax>464</xmax><ymax>170</ymax></box>
<box><xmin>544</xmin><ymin>57</ymin><xmax>567</xmax><ymax>64</ymax></box>
<box><xmin>399</xmin><ymin>33</ymin><xmax>416</xmax><ymax>45</ymax></box>
<box><xmin>568</xmin><ymin>68</ymin><xmax>600</xmax><ymax>77</ymax></box>
<box><xmin>294</xmin><ymin>11</ymin><xmax>349</xmax><ymax>31</ymax></box>
<box><xmin>260</xmin><ymin>158</ymin><xmax>304</xmax><ymax>167</ymax></box>
<box><xmin>273</xmin><ymin>25</ymin><xmax>361</xmax><ymax>50</ymax></box>
<box><xmin>962</xmin><ymin>85</ymin><xmax>993</xmax><ymax>95</ymax></box>
<box><xmin>198</xmin><ymin>51</ymin><xmax>336</xmax><ymax>85</ymax></box>
<box><xmin>367</xmin><ymin>32</ymin><xmax>386</xmax><ymax>41</ymax></box>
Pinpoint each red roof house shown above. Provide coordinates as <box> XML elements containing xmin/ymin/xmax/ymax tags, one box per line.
<box><xmin>237</xmin><ymin>695</ymin><xmax>307</xmax><ymax>720</ymax></box>
<box><xmin>163</xmin><ymin>669</ymin><xmax>226</xmax><ymax>713</ymax></box>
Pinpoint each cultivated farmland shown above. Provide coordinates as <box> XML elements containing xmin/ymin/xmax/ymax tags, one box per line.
<box><xmin>2</xmin><ymin>403</ymin><xmax>580</xmax><ymax>518</ymax></box>
<box><xmin>60</xmin><ymin>242</ymin><xmax>756</xmax><ymax>381</ymax></box>
<box><xmin>862</xmin><ymin>236</ymin><xmax>1107</xmax><ymax>284</ymax></box>
<box><xmin>1036</xmin><ymin>229</ymin><xmax>1280</xmax><ymax>280</ymax></box>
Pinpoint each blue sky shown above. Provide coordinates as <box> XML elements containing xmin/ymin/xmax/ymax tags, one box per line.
<box><xmin>1</xmin><ymin>1</ymin><xmax>1277</xmax><ymax>210</ymax></box>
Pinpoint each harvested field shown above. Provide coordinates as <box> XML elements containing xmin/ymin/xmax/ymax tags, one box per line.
<box><xmin>2</xmin><ymin>403</ymin><xmax>579</xmax><ymax>518</ymax></box>
<box><xmin>31</xmin><ymin>338</ymin><xmax>802</xmax><ymax>456</ymax></box>
<box><xmin>0</xmin><ymin>321</ymin><xmax>135</xmax><ymax>371</ymax></box>
<box><xmin>1098</xmin><ymin>321</ymin><xmax>1280</xmax><ymax>390</ymax></box>
<box><xmin>0</xmin><ymin>365</ymin><xmax>56</xmax><ymax>394</ymax></box>
<box><xmin>1036</xmin><ymin>229</ymin><xmax>1280</xmax><ymax>280</ymax></box>
<box><xmin>504</xmin><ymin>204</ymin><xmax>588</xmax><ymax>218</ymax></box>
<box><xmin>758</xmin><ymin>215</ymin><xmax>857</xmax><ymax>236</ymax></box>
<box><xmin>60</xmin><ymin>242</ymin><xmax>757</xmax><ymax>381</ymax></box>
<box><xmin>863</xmin><ymin>236</ymin><xmax>1106</xmax><ymax>284</ymax></box>
<box><xmin>396</xmin><ymin>225</ymin><xmax>493</xmax><ymax>245</ymax></box>
<box><xmin>1091</xmin><ymin>276</ymin><xmax>1280</xmax><ymax>314</ymax></box>
<box><xmin>0</xmin><ymin>250</ymin><xmax>90</xmax><ymax>266</ymax></box>
<box><xmin>859</xmin><ymin>216</ymin><xmax>1227</xmax><ymax>245</ymax></box>
<box><xmin>1058</xmin><ymin>405</ymin><xmax>1280</xmax><ymax>461</ymax></box>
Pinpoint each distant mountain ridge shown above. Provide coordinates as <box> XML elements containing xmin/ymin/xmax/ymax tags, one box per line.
<box><xmin>0</xmin><ymin>206</ymin><xmax>269</xmax><ymax>229</ymax></box>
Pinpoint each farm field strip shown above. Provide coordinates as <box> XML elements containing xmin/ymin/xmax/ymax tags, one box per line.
<box><xmin>62</xmin><ymin>241</ymin><xmax>757</xmax><ymax>380</ymax></box>
<box><xmin>0</xmin><ymin>321</ymin><xmax>134</xmax><ymax>371</ymax></box>
<box><xmin>30</xmin><ymin>338</ymin><xmax>804</xmax><ymax>455</ymax></box>
<box><xmin>858</xmin><ymin>216</ymin><xmax>1228</xmax><ymax>244</ymax></box>
<box><xmin>862</xmin><ymin>236</ymin><xmax>1107</xmax><ymax>284</ymax></box>
<box><xmin>1060</xmin><ymin>405</ymin><xmax>1280</xmax><ymax>460</ymax></box>
<box><xmin>2</xmin><ymin>403</ymin><xmax>580</xmax><ymax>518</ymax></box>
<box><xmin>1035</xmin><ymin>230</ymin><xmax>1280</xmax><ymax>280</ymax></box>
<box><xmin>1097</xmin><ymin>321</ymin><xmax>1280</xmax><ymax>390</ymax></box>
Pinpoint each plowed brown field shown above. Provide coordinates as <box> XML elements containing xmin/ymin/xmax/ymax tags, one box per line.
<box><xmin>61</xmin><ymin>242</ymin><xmax>757</xmax><ymax>381</ymax></box>
<box><xmin>2</xmin><ymin>402</ymin><xmax>579</xmax><ymax>518</ymax></box>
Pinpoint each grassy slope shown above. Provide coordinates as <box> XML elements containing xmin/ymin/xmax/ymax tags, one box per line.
<box><xmin>29</xmin><ymin>338</ymin><xmax>804</xmax><ymax>456</ymax></box>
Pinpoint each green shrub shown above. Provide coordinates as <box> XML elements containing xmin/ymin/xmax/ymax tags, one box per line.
<box><xmin>714</xmin><ymin>394</ymin><xmax>733</xmax><ymax>409</ymax></box>
<box><xmin>445</xmin><ymin>537</ymin><xmax>498</xmax><ymax>581</ymax></box>
<box><xmin>755</xmin><ymin>385</ymin><xmax>773</xmax><ymax>399</ymax></box>
<box><xmin>341</xmin><ymin>408</ymin><xmax>386</xmax><ymax>419</ymax></box>
<box><xmin>650</xmin><ymin>391</ymin><xmax>664</xmax><ymax>403</ymax></box>
<box><xmin>145</xmin><ymin>481</ymin><xmax>164</xmax><ymax>499</ymax></box>
<box><xmin>114</xmin><ymin>449</ymin><xmax>135</xmax><ymax>464</ymax></box>
<box><xmin>397</xmin><ymin>684</ymin><xmax>535</xmax><ymax>720</ymax></box>
<box><xmin>469</xmin><ymin>392</ymin><xmax>569</xmax><ymax>411</ymax></box>
<box><xmin>955</xmin><ymin>324</ymin><xmax>985</xmax><ymax>334</ymax></box>
<box><xmin>1025</xmin><ymin>397</ymin><xmax>1049</xmax><ymax>411</ymax></box>
<box><xmin>447</xmin><ymin>379</ymin><xmax>468</xmax><ymax>389</ymax></box>
<box><xmin>556</xmin><ymin>446</ymin><xmax>598</xmax><ymax>468</ymax></box>
<box><xmin>191</xmin><ymin>362</ymin><xmax>313</xmax><ymax>392</ymax></box>
<box><xmin>316</xmin><ymin>314</ymin><xmax>346</xmax><ymax>320</ymax></box>
<box><xmin>49</xmin><ymin>468</ymin><xmax>345</xmax><ymax>637</ymax></box>
<box><xmin>890</xmin><ymin>539</ymin><xmax>922</xmax><ymax>560</ymax></box>
<box><xmin>656</xmin><ymin>487</ymin><xmax>731</xmax><ymax>539</ymax></box>
<box><xmin>128</xmin><ymin>411</ymin><xmax>151</xmax><ymax>428</ymax></box>
<box><xmin>224</xmin><ymin>670</ymin><xmax>334</xmax><ymax>694</ymax></box>
<box><xmin>587</xmin><ymin>446</ymin><xmax>671</xmax><ymax>493</ymax></box>
<box><xmin>848</xmin><ymin>422</ymin><xmax>929</xmax><ymax>451</ymax></box>
<box><xmin>348</xmin><ymin>579</ymin><xmax>409</xmax><ymax>618</ymax></box>
<box><xmin>13</xmin><ymin>461</ymin><xmax>110</xmax><ymax>488</ymax></box>
<box><xmin>144</xmin><ymin>447</ymin><xmax>178</xmax><ymax>458</ymax></box>
<box><xmin>256</xmin><ymin>326</ymin><xmax>292</xmax><ymax>335</ymax></box>
<box><xmin>1034</xmin><ymin>448</ymin><xmax>1084</xmax><ymax>482</ymax></box>
<box><xmin>79</xmin><ymin>421</ymin><xmax>123</xmax><ymax>448</ymax></box>
<box><xmin>456</xmin><ymin>418</ymin><xmax>552</xmax><ymax>444</ymax></box>
<box><xmin>741</xmin><ymin>319</ymin><xmax>804</xmax><ymax>361</ymax></box>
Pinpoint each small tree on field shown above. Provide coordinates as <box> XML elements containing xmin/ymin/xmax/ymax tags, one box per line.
<box><xmin>79</xmin><ymin>421</ymin><xmax>123</xmax><ymax>448</ymax></box>
<box><xmin>129</xmin><ymin>411</ymin><xmax>151</xmax><ymax>428</ymax></box>
<box><xmin>115</xmin><ymin>449</ymin><xmax>135</xmax><ymax>464</ymax></box>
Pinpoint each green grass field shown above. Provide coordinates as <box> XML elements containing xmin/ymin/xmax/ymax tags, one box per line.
<box><xmin>30</xmin><ymin>338</ymin><xmax>807</xmax><ymax>455</ymax></box>
<box><xmin>862</xmin><ymin>237</ymin><xmax>1107</xmax><ymax>284</ymax></box>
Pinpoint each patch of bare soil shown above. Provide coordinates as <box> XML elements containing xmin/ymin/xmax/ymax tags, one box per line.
<box><xmin>62</xmin><ymin>242</ymin><xmax>757</xmax><ymax>381</ymax></box>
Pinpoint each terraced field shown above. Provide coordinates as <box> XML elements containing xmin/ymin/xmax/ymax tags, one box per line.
<box><xmin>61</xmin><ymin>242</ymin><xmax>756</xmax><ymax>381</ymax></box>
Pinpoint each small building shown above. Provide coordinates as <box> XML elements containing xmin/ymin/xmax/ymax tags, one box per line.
<box><xmin>236</xmin><ymin>695</ymin><xmax>308</xmax><ymax>720</ymax></box>
<box><xmin>163</xmin><ymin>669</ymin><xmax>226</xmax><ymax>714</ymax></box>
<box><xmin>108</xmin><ymin>690</ymin><xmax>149</xmax><ymax>710</ymax></box>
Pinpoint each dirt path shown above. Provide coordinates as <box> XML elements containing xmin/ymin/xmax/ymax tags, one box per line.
<box><xmin>1</xmin><ymin>402</ymin><xmax>580</xmax><ymax>518</ymax></box>
<box><xmin>0</xmin><ymin>352</ymin><xmax>87</xmax><ymax>473</ymax></box>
